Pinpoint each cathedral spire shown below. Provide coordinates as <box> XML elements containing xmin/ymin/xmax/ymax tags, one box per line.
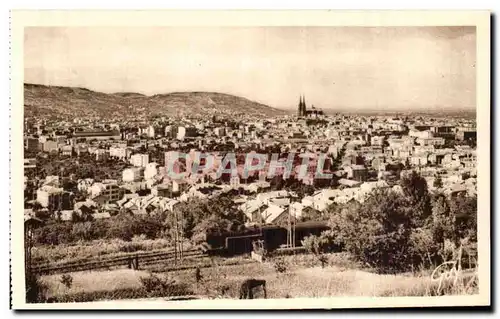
<box><xmin>302</xmin><ymin>95</ymin><xmax>306</xmax><ymax>115</ymax></box>
<box><xmin>297</xmin><ymin>95</ymin><xmax>300</xmax><ymax>116</ymax></box>
<box><xmin>301</xmin><ymin>95</ymin><xmax>305</xmax><ymax>116</ymax></box>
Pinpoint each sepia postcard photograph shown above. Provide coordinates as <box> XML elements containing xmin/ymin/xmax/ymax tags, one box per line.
<box><xmin>10</xmin><ymin>10</ymin><xmax>491</xmax><ymax>310</ymax></box>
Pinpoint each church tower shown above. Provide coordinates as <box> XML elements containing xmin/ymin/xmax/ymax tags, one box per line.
<box><xmin>298</xmin><ymin>95</ymin><xmax>307</xmax><ymax>117</ymax></box>
<box><xmin>302</xmin><ymin>95</ymin><xmax>307</xmax><ymax>116</ymax></box>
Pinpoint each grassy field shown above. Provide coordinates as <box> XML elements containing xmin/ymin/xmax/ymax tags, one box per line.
<box><xmin>166</xmin><ymin>253</ymin><xmax>473</xmax><ymax>299</ymax></box>
<box><xmin>41</xmin><ymin>269</ymin><xmax>151</xmax><ymax>298</ymax></box>
<box><xmin>39</xmin><ymin>252</ymin><xmax>478</xmax><ymax>302</ymax></box>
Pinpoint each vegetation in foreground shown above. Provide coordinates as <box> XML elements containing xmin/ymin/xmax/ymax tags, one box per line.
<box><xmin>31</xmin><ymin>250</ymin><xmax>477</xmax><ymax>303</ymax></box>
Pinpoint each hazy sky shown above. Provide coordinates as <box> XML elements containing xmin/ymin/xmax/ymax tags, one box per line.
<box><xmin>24</xmin><ymin>26</ymin><xmax>476</xmax><ymax>110</ymax></box>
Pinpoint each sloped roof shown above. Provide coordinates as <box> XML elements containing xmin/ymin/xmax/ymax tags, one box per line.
<box><xmin>262</xmin><ymin>205</ymin><xmax>286</xmax><ymax>224</ymax></box>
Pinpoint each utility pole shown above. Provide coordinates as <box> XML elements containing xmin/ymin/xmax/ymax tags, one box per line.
<box><xmin>173</xmin><ymin>208</ymin><xmax>178</xmax><ymax>264</ymax></box>
<box><xmin>179</xmin><ymin>208</ymin><xmax>184</xmax><ymax>260</ymax></box>
<box><xmin>289</xmin><ymin>196</ymin><xmax>297</xmax><ymax>248</ymax></box>
<box><xmin>25</xmin><ymin>218</ymin><xmax>43</xmax><ymax>283</ymax></box>
<box><xmin>287</xmin><ymin>204</ymin><xmax>291</xmax><ymax>248</ymax></box>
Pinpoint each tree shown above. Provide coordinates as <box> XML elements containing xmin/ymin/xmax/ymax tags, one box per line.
<box><xmin>33</xmin><ymin>222</ymin><xmax>74</xmax><ymax>245</ymax></box>
<box><xmin>302</xmin><ymin>231</ymin><xmax>338</xmax><ymax>268</ymax></box>
<box><xmin>328</xmin><ymin>188</ymin><xmax>415</xmax><ymax>273</ymax></box>
<box><xmin>430</xmin><ymin>194</ymin><xmax>453</xmax><ymax>247</ymax></box>
<box><xmin>194</xmin><ymin>267</ymin><xmax>203</xmax><ymax>283</ymax></box>
<box><xmin>105</xmin><ymin>213</ymin><xmax>136</xmax><ymax>241</ymax></box>
<box><xmin>32</xmin><ymin>202</ymin><xmax>43</xmax><ymax>212</ymax></box>
<box><xmin>300</xmin><ymin>207</ymin><xmax>325</xmax><ymax>222</ymax></box>
<box><xmin>449</xmin><ymin>194</ymin><xmax>477</xmax><ymax>243</ymax></box>
<box><xmin>71</xmin><ymin>221</ymin><xmax>94</xmax><ymax>241</ymax></box>
<box><xmin>433</xmin><ymin>176</ymin><xmax>443</xmax><ymax>189</ymax></box>
<box><xmin>404</xmin><ymin>157</ymin><xmax>411</xmax><ymax>169</ymax></box>
<box><xmin>302</xmin><ymin>232</ymin><xmax>337</xmax><ymax>255</ymax></box>
<box><xmin>400</xmin><ymin>171</ymin><xmax>432</xmax><ymax>227</ymax></box>
<box><xmin>60</xmin><ymin>274</ymin><xmax>73</xmax><ymax>289</ymax></box>
<box><xmin>170</xmin><ymin>195</ymin><xmax>245</xmax><ymax>242</ymax></box>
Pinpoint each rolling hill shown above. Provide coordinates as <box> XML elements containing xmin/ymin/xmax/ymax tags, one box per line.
<box><xmin>23</xmin><ymin>83</ymin><xmax>288</xmax><ymax>120</ymax></box>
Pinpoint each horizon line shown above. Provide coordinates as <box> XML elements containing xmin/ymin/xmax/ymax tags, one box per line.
<box><xmin>23</xmin><ymin>82</ymin><xmax>477</xmax><ymax>113</ymax></box>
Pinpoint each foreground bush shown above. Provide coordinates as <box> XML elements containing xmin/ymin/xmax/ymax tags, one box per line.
<box><xmin>326</xmin><ymin>171</ymin><xmax>477</xmax><ymax>274</ymax></box>
<box><xmin>273</xmin><ymin>258</ymin><xmax>288</xmax><ymax>273</ymax></box>
<box><xmin>139</xmin><ymin>273</ymin><xmax>192</xmax><ymax>296</ymax></box>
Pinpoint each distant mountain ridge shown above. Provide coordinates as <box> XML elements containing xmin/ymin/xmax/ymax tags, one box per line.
<box><xmin>24</xmin><ymin>83</ymin><xmax>288</xmax><ymax>119</ymax></box>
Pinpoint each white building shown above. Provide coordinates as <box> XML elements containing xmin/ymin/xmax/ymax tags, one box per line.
<box><xmin>176</xmin><ymin>126</ymin><xmax>197</xmax><ymax>140</ymax></box>
<box><xmin>95</xmin><ymin>149</ymin><xmax>109</xmax><ymax>161</ymax></box>
<box><xmin>90</xmin><ymin>180</ymin><xmax>123</xmax><ymax>203</ymax></box>
<box><xmin>371</xmin><ymin>136</ymin><xmax>385</xmax><ymax>146</ymax></box>
<box><xmin>61</xmin><ymin>145</ymin><xmax>73</xmax><ymax>156</ymax></box>
<box><xmin>144</xmin><ymin>162</ymin><xmax>158</xmax><ymax>180</ymax></box>
<box><xmin>130</xmin><ymin>153</ymin><xmax>149</xmax><ymax>167</ymax></box>
<box><xmin>409</xmin><ymin>129</ymin><xmax>434</xmax><ymax>139</ymax></box>
<box><xmin>177</xmin><ymin>127</ymin><xmax>187</xmax><ymax>140</ymax></box>
<box><xmin>36</xmin><ymin>185</ymin><xmax>64</xmax><ymax>208</ymax></box>
<box><xmin>147</xmin><ymin>125</ymin><xmax>156</xmax><ymax>138</ymax></box>
<box><xmin>123</xmin><ymin>167</ymin><xmax>145</xmax><ymax>183</ymax></box>
<box><xmin>109</xmin><ymin>146</ymin><xmax>130</xmax><ymax>160</ymax></box>
<box><xmin>416</xmin><ymin>137</ymin><xmax>445</xmax><ymax>146</ymax></box>
<box><xmin>77</xmin><ymin>178</ymin><xmax>94</xmax><ymax>192</ymax></box>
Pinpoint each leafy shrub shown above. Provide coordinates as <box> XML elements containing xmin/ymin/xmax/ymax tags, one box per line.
<box><xmin>252</xmin><ymin>240</ymin><xmax>268</xmax><ymax>257</ymax></box>
<box><xmin>273</xmin><ymin>258</ymin><xmax>288</xmax><ymax>273</ymax></box>
<box><xmin>139</xmin><ymin>273</ymin><xmax>192</xmax><ymax>297</ymax></box>
<box><xmin>60</xmin><ymin>274</ymin><xmax>73</xmax><ymax>289</ymax></box>
<box><xmin>140</xmin><ymin>273</ymin><xmax>174</xmax><ymax>292</ymax></box>
<box><xmin>215</xmin><ymin>282</ymin><xmax>231</xmax><ymax>297</ymax></box>
<box><xmin>407</xmin><ymin>227</ymin><xmax>441</xmax><ymax>270</ymax></box>
<box><xmin>71</xmin><ymin>222</ymin><xmax>93</xmax><ymax>241</ymax></box>
<box><xmin>301</xmin><ymin>231</ymin><xmax>339</xmax><ymax>255</ymax></box>
<box><xmin>118</xmin><ymin>242</ymin><xmax>145</xmax><ymax>253</ymax></box>
<box><xmin>317</xmin><ymin>255</ymin><xmax>329</xmax><ymax>268</ymax></box>
<box><xmin>194</xmin><ymin>267</ymin><xmax>203</xmax><ymax>283</ymax></box>
<box><xmin>433</xmin><ymin>176</ymin><xmax>443</xmax><ymax>188</ymax></box>
<box><xmin>35</xmin><ymin>210</ymin><xmax>52</xmax><ymax>220</ymax></box>
<box><xmin>33</xmin><ymin>222</ymin><xmax>74</xmax><ymax>245</ymax></box>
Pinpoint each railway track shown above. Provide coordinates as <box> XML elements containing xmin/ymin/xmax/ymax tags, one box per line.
<box><xmin>31</xmin><ymin>249</ymin><xmax>205</xmax><ymax>275</ymax></box>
